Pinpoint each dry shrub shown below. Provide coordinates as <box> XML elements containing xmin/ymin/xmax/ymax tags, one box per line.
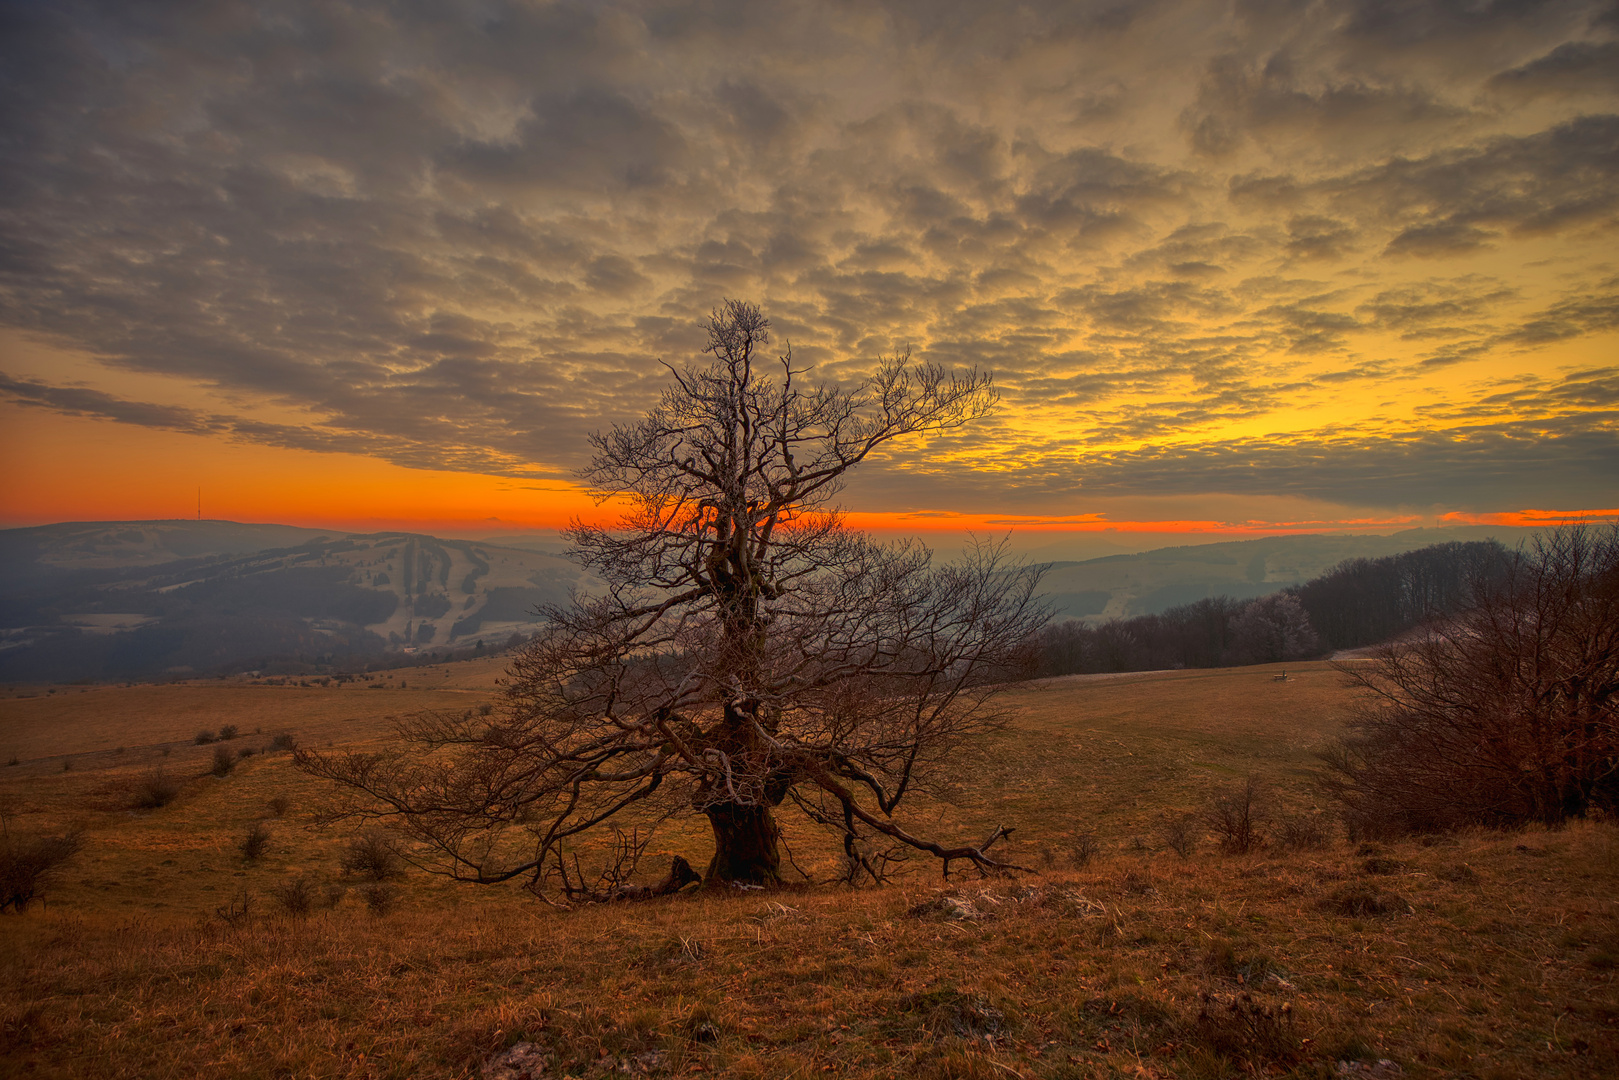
<box><xmin>1164</xmin><ymin>814</ymin><xmax>1198</xmax><ymax>858</ymax></box>
<box><xmin>269</xmin><ymin>733</ymin><xmax>296</xmax><ymax>752</ymax></box>
<box><xmin>215</xmin><ymin>888</ymin><xmax>252</xmax><ymax>926</ymax></box>
<box><xmin>130</xmin><ymin>767</ymin><xmax>179</xmax><ymax>809</ymax></box>
<box><xmin>194</xmin><ymin>730</ymin><xmax>216</xmax><ymax>745</ymax></box>
<box><xmin>239</xmin><ymin>823</ymin><xmax>270</xmax><ymax>862</ymax></box>
<box><xmin>270</xmin><ymin>875</ymin><xmax>315</xmax><ymax>916</ymax></box>
<box><xmin>0</xmin><ymin>830</ymin><xmax>82</xmax><ymax>913</ymax></box>
<box><xmin>1205</xmin><ymin>777</ymin><xmax>1268</xmax><ymax>854</ymax></box>
<box><xmin>1186</xmin><ymin>990</ymin><xmax>1303</xmax><ymax>1069</ymax></box>
<box><xmin>1321</xmin><ymin>524</ymin><xmax>1619</xmax><ymax>834</ymax></box>
<box><xmin>340</xmin><ymin>832</ymin><xmax>402</xmax><ymax>881</ymax></box>
<box><xmin>210</xmin><ymin>745</ymin><xmax>236</xmax><ymax>777</ymax></box>
<box><xmin>361</xmin><ymin>883</ymin><xmax>396</xmax><ymax>916</ymax></box>
<box><xmin>217</xmin><ymin>724</ymin><xmax>239</xmax><ymax>740</ymax></box>
<box><xmin>1069</xmin><ymin>831</ymin><xmax>1100</xmax><ymax>868</ymax></box>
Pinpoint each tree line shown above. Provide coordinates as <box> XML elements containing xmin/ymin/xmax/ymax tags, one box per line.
<box><xmin>1030</xmin><ymin>538</ymin><xmax>1510</xmax><ymax>677</ymax></box>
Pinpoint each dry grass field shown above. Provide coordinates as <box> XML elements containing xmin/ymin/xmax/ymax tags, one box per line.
<box><xmin>2</xmin><ymin>659</ymin><xmax>1616</xmax><ymax>1078</ymax></box>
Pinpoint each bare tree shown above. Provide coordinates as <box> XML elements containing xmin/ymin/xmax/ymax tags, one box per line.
<box><xmin>1321</xmin><ymin>523</ymin><xmax>1619</xmax><ymax>835</ymax></box>
<box><xmin>298</xmin><ymin>301</ymin><xmax>1047</xmax><ymax>894</ymax></box>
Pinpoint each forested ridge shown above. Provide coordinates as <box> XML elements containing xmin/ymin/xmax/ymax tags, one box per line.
<box><xmin>1031</xmin><ymin>539</ymin><xmax>1510</xmax><ymax>676</ymax></box>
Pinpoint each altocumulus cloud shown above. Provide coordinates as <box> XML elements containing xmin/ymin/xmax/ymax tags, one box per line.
<box><xmin>0</xmin><ymin>0</ymin><xmax>1616</xmax><ymax>514</ymax></box>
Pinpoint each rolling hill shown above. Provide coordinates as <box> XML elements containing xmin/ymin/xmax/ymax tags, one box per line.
<box><xmin>0</xmin><ymin>521</ymin><xmax>595</xmax><ymax>682</ymax></box>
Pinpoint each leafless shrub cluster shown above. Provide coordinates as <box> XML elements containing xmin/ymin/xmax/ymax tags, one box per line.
<box><xmin>1</xmin><ymin>829</ymin><xmax>82</xmax><ymax>913</ymax></box>
<box><xmin>210</xmin><ymin>745</ymin><xmax>235</xmax><ymax>777</ymax></box>
<box><xmin>130</xmin><ymin>767</ymin><xmax>179</xmax><ymax>809</ymax></box>
<box><xmin>339</xmin><ymin>832</ymin><xmax>402</xmax><ymax>882</ymax></box>
<box><xmin>1204</xmin><ymin>777</ymin><xmax>1267</xmax><ymax>855</ymax></box>
<box><xmin>239</xmin><ymin>823</ymin><xmax>270</xmax><ymax>862</ymax></box>
<box><xmin>270</xmin><ymin>875</ymin><xmax>315</xmax><ymax>916</ymax></box>
<box><xmin>1321</xmin><ymin>524</ymin><xmax>1619</xmax><ymax>835</ymax></box>
<box><xmin>1186</xmin><ymin>991</ymin><xmax>1302</xmax><ymax>1069</ymax></box>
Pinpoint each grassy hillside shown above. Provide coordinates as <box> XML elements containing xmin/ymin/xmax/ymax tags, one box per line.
<box><xmin>1</xmin><ymin>662</ymin><xmax>1615</xmax><ymax>1078</ymax></box>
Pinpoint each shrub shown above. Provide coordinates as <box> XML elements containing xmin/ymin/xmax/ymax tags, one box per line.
<box><xmin>237</xmin><ymin>746</ymin><xmax>255</xmax><ymax>759</ymax></box>
<box><xmin>131</xmin><ymin>767</ymin><xmax>179</xmax><ymax>809</ymax></box>
<box><xmin>211</xmin><ymin>745</ymin><xmax>236</xmax><ymax>777</ymax></box>
<box><xmin>270</xmin><ymin>875</ymin><xmax>315</xmax><ymax>916</ymax></box>
<box><xmin>215</xmin><ymin>888</ymin><xmax>252</xmax><ymax>926</ymax></box>
<box><xmin>267</xmin><ymin>794</ymin><xmax>290</xmax><ymax>818</ymax></box>
<box><xmin>194</xmin><ymin>730</ymin><xmax>216</xmax><ymax>745</ymax></box>
<box><xmin>340</xmin><ymin>832</ymin><xmax>402</xmax><ymax>881</ymax></box>
<box><xmin>1164</xmin><ymin>815</ymin><xmax>1198</xmax><ymax>858</ymax></box>
<box><xmin>1</xmin><ymin>830</ymin><xmax>83</xmax><ymax>913</ymax></box>
<box><xmin>361</xmin><ymin>883</ymin><xmax>396</xmax><ymax>916</ymax></box>
<box><xmin>1069</xmin><ymin>831</ymin><xmax>1100</xmax><ymax>868</ymax></box>
<box><xmin>1186</xmin><ymin>991</ymin><xmax>1303</xmax><ymax>1069</ymax></box>
<box><xmin>217</xmin><ymin>724</ymin><xmax>239</xmax><ymax>740</ymax></box>
<box><xmin>269</xmin><ymin>733</ymin><xmax>296</xmax><ymax>752</ymax></box>
<box><xmin>1321</xmin><ymin>523</ymin><xmax>1619</xmax><ymax>833</ymax></box>
<box><xmin>239</xmin><ymin>823</ymin><xmax>271</xmax><ymax>862</ymax></box>
<box><xmin>1205</xmin><ymin>777</ymin><xmax>1267</xmax><ymax>855</ymax></box>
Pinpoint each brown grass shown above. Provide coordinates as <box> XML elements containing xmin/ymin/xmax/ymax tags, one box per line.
<box><xmin>0</xmin><ymin>660</ymin><xmax>1615</xmax><ymax>1078</ymax></box>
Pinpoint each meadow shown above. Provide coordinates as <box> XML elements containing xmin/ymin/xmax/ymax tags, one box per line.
<box><xmin>1</xmin><ymin>659</ymin><xmax>1615</xmax><ymax>1078</ymax></box>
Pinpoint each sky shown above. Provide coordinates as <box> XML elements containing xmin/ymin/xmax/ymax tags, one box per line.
<box><xmin>1</xmin><ymin>0</ymin><xmax>1616</xmax><ymax>555</ymax></box>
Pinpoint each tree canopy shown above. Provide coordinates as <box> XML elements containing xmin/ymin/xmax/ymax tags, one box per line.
<box><xmin>298</xmin><ymin>301</ymin><xmax>1047</xmax><ymax>896</ymax></box>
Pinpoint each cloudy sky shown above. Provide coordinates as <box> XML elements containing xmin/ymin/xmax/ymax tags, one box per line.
<box><xmin>2</xmin><ymin>0</ymin><xmax>1616</xmax><ymax>547</ymax></box>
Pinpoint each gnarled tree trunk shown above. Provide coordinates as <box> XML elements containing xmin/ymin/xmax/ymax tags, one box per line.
<box><xmin>704</xmin><ymin>802</ymin><xmax>782</xmax><ymax>886</ymax></box>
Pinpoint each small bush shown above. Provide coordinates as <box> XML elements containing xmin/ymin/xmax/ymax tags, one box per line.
<box><xmin>267</xmin><ymin>795</ymin><xmax>291</xmax><ymax>818</ymax></box>
<box><xmin>194</xmin><ymin>730</ymin><xmax>216</xmax><ymax>745</ymax></box>
<box><xmin>211</xmin><ymin>745</ymin><xmax>236</xmax><ymax>777</ymax></box>
<box><xmin>1205</xmin><ymin>777</ymin><xmax>1267</xmax><ymax>855</ymax></box>
<box><xmin>1</xmin><ymin>830</ymin><xmax>83</xmax><ymax>913</ymax></box>
<box><xmin>239</xmin><ymin>823</ymin><xmax>271</xmax><ymax>862</ymax></box>
<box><xmin>1164</xmin><ymin>815</ymin><xmax>1198</xmax><ymax>858</ymax></box>
<box><xmin>215</xmin><ymin>888</ymin><xmax>252</xmax><ymax>926</ymax></box>
<box><xmin>270</xmin><ymin>875</ymin><xmax>315</xmax><ymax>916</ymax></box>
<box><xmin>1069</xmin><ymin>831</ymin><xmax>1100</xmax><ymax>868</ymax></box>
<box><xmin>1186</xmin><ymin>991</ymin><xmax>1302</xmax><ymax>1069</ymax></box>
<box><xmin>340</xmin><ymin>832</ymin><xmax>403</xmax><ymax>881</ymax></box>
<box><xmin>269</xmin><ymin>733</ymin><xmax>296</xmax><ymax>752</ymax></box>
<box><xmin>361</xmin><ymin>883</ymin><xmax>397</xmax><ymax>916</ymax></box>
<box><xmin>218</xmin><ymin>724</ymin><xmax>239</xmax><ymax>741</ymax></box>
<box><xmin>131</xmin><ymin>767</ymin><xmax>179</xmax><ymax>809</ymax></box>
<box><xmin>237</xmin><ymin>746</ymin><xmax>254</xmax><ymax>759</ymax></box>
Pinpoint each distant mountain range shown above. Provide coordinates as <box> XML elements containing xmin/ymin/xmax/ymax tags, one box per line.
<box><xmin>0</xmin><ymin>519</ymin><xmax>1530</xmax><ymax>683</ymax></box>
<box><xmin>0</xmin><ymin>520</ymin><xmax>595</xmax><ymax>682</ymax></box>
